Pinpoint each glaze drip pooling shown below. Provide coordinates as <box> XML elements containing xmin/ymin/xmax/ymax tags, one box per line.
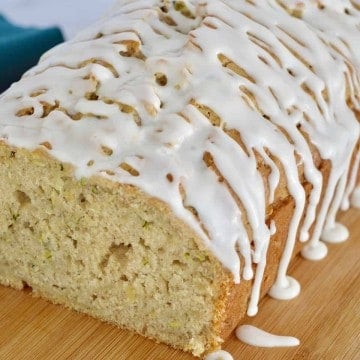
<box><xmin>0</xmin><ymin>0</ymin><xmax>359</xmax><ymax>317</ymax></box>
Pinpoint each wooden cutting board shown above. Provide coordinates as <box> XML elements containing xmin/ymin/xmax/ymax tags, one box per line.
<box><xmin>0</xmin><ymin>208</ymin><xmax>359</xmax><ymax>360</ymax></box>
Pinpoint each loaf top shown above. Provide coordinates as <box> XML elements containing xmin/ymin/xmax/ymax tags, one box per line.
<box><xmin>0</xmin><ymin>0</ymin><xmax>359</xmax><ymax>315</ymax></box>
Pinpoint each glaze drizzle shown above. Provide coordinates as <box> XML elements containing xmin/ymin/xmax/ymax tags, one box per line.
<box><xmin>0</xmin><ymin>0</ymin><xmax>359</xmax><ymax>317</ymax></box>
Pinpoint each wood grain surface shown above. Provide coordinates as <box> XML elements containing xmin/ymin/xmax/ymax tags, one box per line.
<box><xmin>0</xmin><ymin>208</ymin><xmax>359</xmax><ymax>360</ymax></box>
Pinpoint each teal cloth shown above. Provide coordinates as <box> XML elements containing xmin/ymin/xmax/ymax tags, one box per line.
<box><xmin>0</xmin><ymin>15</ymin><xmax>64</xmax><ymax>93</ymax></box>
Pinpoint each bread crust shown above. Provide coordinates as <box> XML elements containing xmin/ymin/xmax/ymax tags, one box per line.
<box><xmin>216</xmin><ymin>157</ymin><xmax>334</xmax><ymax>343</ymax></box>
<box><xmin>0</xmin><ymin>131</ymin><xmax>358</xmax><ymax>356</ymax></box>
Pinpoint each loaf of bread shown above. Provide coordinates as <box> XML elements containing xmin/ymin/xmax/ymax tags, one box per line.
<box><xmin>0</xmin><ymin>0</ymin><xmax>359</xmax><ymax>357</ymax></box>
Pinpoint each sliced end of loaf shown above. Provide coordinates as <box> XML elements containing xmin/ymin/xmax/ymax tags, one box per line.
<box><xmin>0</xmin><ymin>141</ymin><xmax>232</xmax><ymax>356</ymax></box>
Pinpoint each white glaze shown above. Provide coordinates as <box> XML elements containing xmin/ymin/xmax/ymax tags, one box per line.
<box><xmin>301</xmin><ymin>241</ymin><xmax>328</xmax><ymax>261</ymax></box>
<box><xmin>236</xmin><ymin>325</ymin><xmax>300</xmax><ymax>348</ymax></box>
<box><xmin>0</xmin><ymin>0</ymin><xmax>359</xmax><ymax>319</ymax></box>
<box><xmin>205</xmin><ymin>350</ymin><xmax>233</xmax><ymax>360</ymax></box>
<box><xmin>268</xmin><ymin>275</ymin><xmax>301</xmax><ymax>300</ymax></box>
<box><xmin>321</xmin><ymin>222</ymin><xmax>349</xmax><ymax>244</ymax></box>
<box><xmin>322</xmin><ymin>171</ymin><xmax>350</xmax><ymax>241</ymax></box>
<box><xmin>342</xmin><ymin>150</ymin><xmax>360</xmax><ymax>211</ymax></box>
<box><xmin>351</xmin><ymin>186</ymin><xmax>360</xmax><ymax>208</ymax></box>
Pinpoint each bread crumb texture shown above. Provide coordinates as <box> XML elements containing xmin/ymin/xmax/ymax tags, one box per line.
<box><xmin>0</xmin><ymin>142</ymin><xmax>228</xmax><ymax>356</ymax></box>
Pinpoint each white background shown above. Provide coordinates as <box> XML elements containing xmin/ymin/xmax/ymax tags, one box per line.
<box><xmin>0</xmin><ymin>0</ymin><xmax>115</xmax><ymax>39</ymax></box>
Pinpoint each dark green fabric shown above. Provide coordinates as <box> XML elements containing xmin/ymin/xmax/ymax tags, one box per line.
<box><xmin>0</xmin><ymin>15</ymin><xmax>64</xmax><ymax>93</ymax></box>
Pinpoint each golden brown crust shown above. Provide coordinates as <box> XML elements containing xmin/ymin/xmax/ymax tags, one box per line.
<box><xmin>0</xmin><ymin>136</ymin><xmax>356</xmax><ymax>358</ymax></box>
<box><xmin>217</xmin><ymin>158</ymin><xmax>333</xmax><ymax>344</ymax></box>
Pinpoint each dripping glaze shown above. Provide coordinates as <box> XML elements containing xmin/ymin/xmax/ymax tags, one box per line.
<box><xmin>0</xmin><ymin>0</ymin><xmax>359</xmax><ymax>323</ymax></box>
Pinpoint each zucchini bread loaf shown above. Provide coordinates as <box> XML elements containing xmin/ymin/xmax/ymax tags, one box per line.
<box><xmin>0</xmin><ymin>0</ymin><xmax>359</xmax><ymax>357</ymax></box>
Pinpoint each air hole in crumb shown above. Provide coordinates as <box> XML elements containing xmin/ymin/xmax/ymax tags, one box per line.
<box><xmin>72</xmin><ymin>239</ymin><xmax>78</xmax><ymax>249</ymax></box>
<box><xmin>141</xmin><ymin>324</ymin><xmax>148</xmax><ymax>333</ymax></box>
<box><xmin>155</xmin><ymin>72</ymin><xmax>168</xmax><ymax>86</ymax></box>
<box><xmin>92</xmin><ymin>294</ymin><xmax>98</xmax><ymax>300</ymax></box>
<box><xmin>100</xmin><ymin>243</ymin><xmax>132</xmax><ymax>273</ymax></box>
<box><xmin>79</xmin><ymin>193</ymin><xmax>87</xmax><ymax>206</ymax></box>
<box><xmin>24</xmin><ymin>222</ymin><xmax>34</xmax><ymax>232</ymax></box>
<box><xmin>22</xmin><ymin>281</ymin><xmax>32</xmax><ymax>293</ymax></box>
<box><xmin>139</xmin><ymin>236</ymin><xmax>151</xmax><ymax>248</ymax></box>
<box><xmin>172</xmin><ymin>259</ymin><xmax>183</xmax><ymax>266</ymax></box>
<box><xmin>76</xmin><ymin>259</ymin><xmax>85</xmax><ymax>267</ymax></box>
<box><xmin>15</xmin><ymin>190</ymin><xmax>31</xmax><ymax>206</ymax></box>
<box><xmin>166</xmin><ymin>173</ymin><xmax>174</xmax><ymax>182</ymax></box>
<box><xmin>120</xmin><ymin>274</ymin><xmax>129</xmax><ymax>281</ymax></box>
<box><xmin>10</xmin><ymin>151</ymin><xmax>16</xmax><ymax>158</ymax></box>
